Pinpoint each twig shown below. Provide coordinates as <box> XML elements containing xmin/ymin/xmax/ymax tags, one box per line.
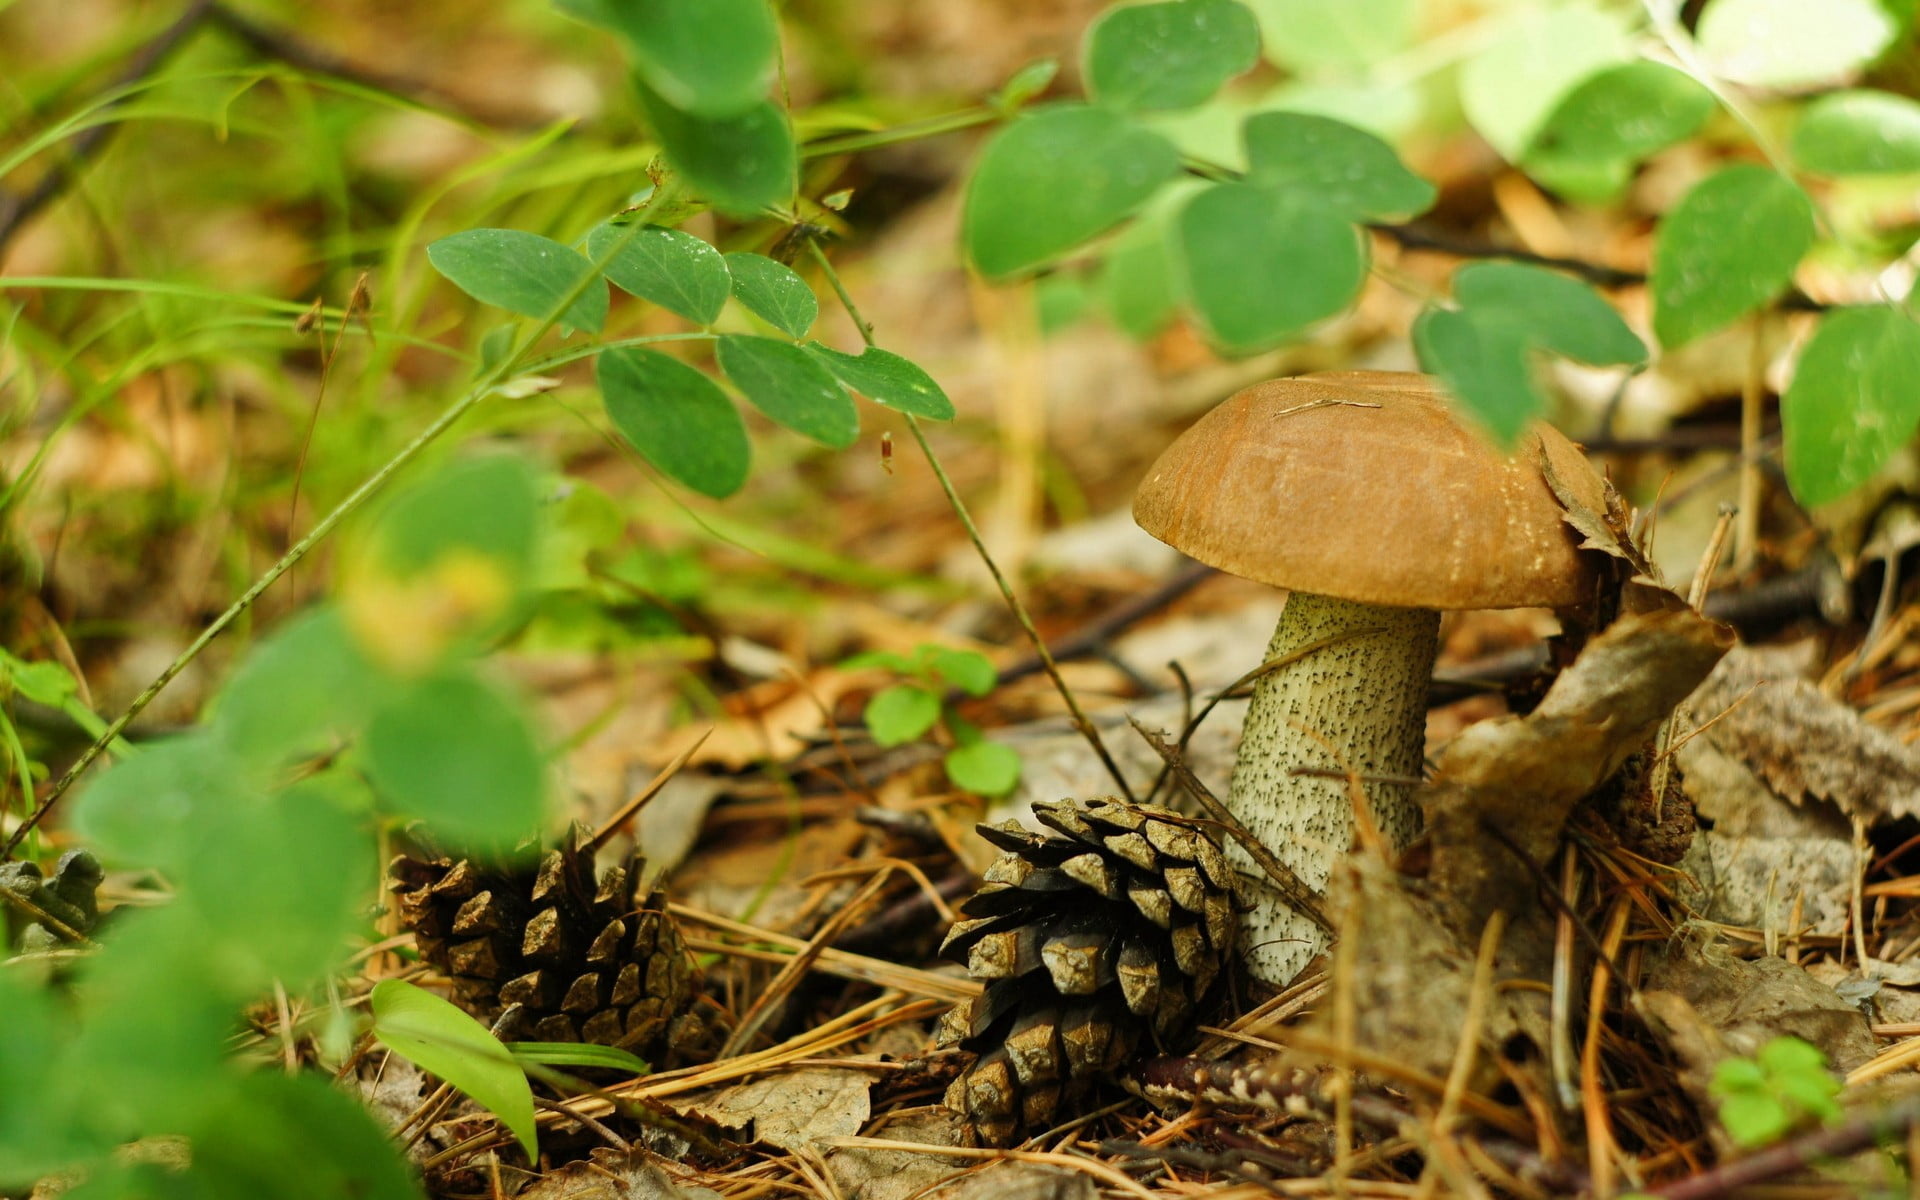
<box><xmin>202</xmin><ymin>4</ymin><xmax>547</xmax><ymax>128</ymax></box>
<box><xmin>990</xmin><ymin>559</ymin><xmax>1216</xmax><ymax>690</ymax></box>
<box><xmin>1645</xmin><ymin>1097</ymin><xmax>1920</xmax><ymax>1199</ymax></box>
<box><xmin>804</xmin><ymin>237</ymin><xmax>1138</xmax><ymax>802</ymax></box>
<box><xmin>1127</xmin><ymin>717</ymin><xmax>1332</xmax><ymax>934</ymax></box>
<box><xmin>718</xmin><ymin>869</ymin><xmax>893</xmax><ymax>1057</ymax></box>
<box><xmin>586</xmin><ymin>727</ymin><xmax>712</xmax><ymax>854</ymax></box>
<box><xmin>1372</xmin><ymin>221</ymin><xmax>1828</xmax><ymax>311</ymax></box>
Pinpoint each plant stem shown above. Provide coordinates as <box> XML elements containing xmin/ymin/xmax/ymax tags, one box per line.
<box><xmin>3</xmin><ymin>183</ymin><xmax>681</xmax><ymax>857</ymax></box>
<box><xmin>802</xmin><ymin>108</ymin><xmax>998</xmax><ymax>159</ymax></box>
<box><xmin>805</xmin><ymin>239</ymin><xmax>1137</xmax><ymax>802</ymax></box>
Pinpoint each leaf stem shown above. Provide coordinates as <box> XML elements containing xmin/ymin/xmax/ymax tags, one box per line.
<box><xmin>802</xmin><ymin>108</ymin><xmax>998</xmax><ymax>159</ymax></box>
<box><xmin>804</xmin><ymin>239</ymin><xmax>1138</xmax><ymax>802</ymax></box>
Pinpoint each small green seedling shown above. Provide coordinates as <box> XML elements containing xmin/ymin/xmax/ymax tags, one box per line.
<box><xmin>1708</xmin><ymin>1035</ymin><xmax>1843</xmax><ymax>1148</ymax></box>
<box><xmin>845</xmin><ymin>645</ymin><xmax>1022</xmax><ymax>797</ymax></box>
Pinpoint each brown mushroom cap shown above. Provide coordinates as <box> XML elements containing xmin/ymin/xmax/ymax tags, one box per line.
<box><xmin>1133</xmin><ymin>371</ymin><xmax>1606</xmax><ymax>610</ymax></box>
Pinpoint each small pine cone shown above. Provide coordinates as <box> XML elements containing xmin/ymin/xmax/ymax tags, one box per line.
<box><xmin>936</xmin><ymin>798</ymin><xmax>1237</xmax><ymax>1145</ymax></box>
<box><xmin>391</xmin><ymin>826</ymin><xmax>708</xmax><ymax>1065</ymax></box>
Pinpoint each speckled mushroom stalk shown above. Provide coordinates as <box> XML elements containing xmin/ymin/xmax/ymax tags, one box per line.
<box><xmin>1225</xmin><ymin>594</ymin><xmax>1436</xmax><ymax>985</ymax></box>
<box><xmin>1134</xmin><ymin>372</ymin><xmax>1604</xmax><ymax>988</ymax></box>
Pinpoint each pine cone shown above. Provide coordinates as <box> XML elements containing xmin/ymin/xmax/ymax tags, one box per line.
<box><xmin>936</xmin><ymin>798</ymin><xmax>1237</xmax><ymax>1145</ymax></box>
<box><xmin>390</xmin><ymin>826</ymin><xmax>707</xmax><ymax>1065</ymax></box>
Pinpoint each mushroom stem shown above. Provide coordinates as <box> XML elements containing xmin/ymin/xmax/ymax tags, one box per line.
<box><xmin>1227</xmin><ymin>592</ymin><xmax>1439</xmax><ymax>987</ymax></box>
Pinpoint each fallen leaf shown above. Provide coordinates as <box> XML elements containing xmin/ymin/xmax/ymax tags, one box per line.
<box><xmin>1690</xmin><ymin>645</ymin><xmax>1920</xmax><ymax>824</ymax></box>
<box><xmin>687</xmin><ymin>1067</ymin><xmax>872</xmax><ymax>1152</ymax></box>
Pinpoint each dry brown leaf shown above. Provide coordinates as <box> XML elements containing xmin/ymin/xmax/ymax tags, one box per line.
<box><xmin>1425</xmin><ymin>607</ymin><xmax>1733</xmax><ymax>929</ymax></box>
<box><xmin>685</xmin><ymin>1067</ymin><xmax>872</xmax><ymax>1152</ymax></box>
<box><xmin>1691</xmin><ymin>645</ymin><xmax>1920</xmax><ymax>824</ymax></box>
<box><xmin>645</xmin><ymin>671</ymin><xmax>865</xmax><ymax>770</ymax></box>
<box><xmin>826</xmin><ymin>1109</ymin><xmax>970</xmax><ymax>1200</ymax></box>
<box><xmin>515</xmin><ymin>1149</ymin><xmax>722</xmax><ymax>1200</ymax></box>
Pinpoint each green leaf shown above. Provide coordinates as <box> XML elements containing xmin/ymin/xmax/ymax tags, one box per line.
<box><xmin>1173</xmin><ymin>182</ymin><xmax>1366</xmax><ymax>352</ymax></box>
<box><xmin>1084</xmin><ymin>0</ymin><xmax>1261</xmax><ymax>113</ymax></box>
<box><xmin>177</xmin><ymin>783</ymin><xmax>373</xmax><ymax>989</ymax></box>
<box><xmin>364</xmin><ymin>670</ymin><xmax>545</xmax><ymax>854</ymax></box>
<box><xmin>928</xmin><ymin>647</ymin><xmax>997</xmax><ymax>697</ymax></box>
<box><xmin>963</xmin><ymin>105</ymin><xmax>1180</xmax><ymax>277</ymax></box>
<box><xmin>804</xmin><ymin>343</ymin><xmax>956</xmax><ymax>419</ymax></box>
<box><xmin>1698</xmin><ymin>0</ymin><xmax>1898</xmax><ymax>90</ymax></box>
<box><xmin>371</xmin><ymin>979</ymin><xmax>537</xmax><ymax>1160</ymax></box>
<box><xmin>0</xmin><ymin>973</ymin><xmax>92</xmax><ymax>1187</ymax></box>
<box><xmin>1711</xmin><ymin>1058</ymin><xmax>1769</xmax><ymax>1092</ymax></box>
<box><xmin>864</xmin><ymin>684</ymin><xmax>941</xmax><ymax>746</ymax></box>
<box><xmin>636</xmin><ymin>80</ymin><xmax>794</xmax><ymax>217</ymax></box>
<box><xmin>509</xmin><ymin>1042</ymin><xmax>650</xmax><ymax>1074</ymax></box>
<box><xmin>189</xmin><ymin>1073</ymin><xmax>420</xmax><ymax>1200</ymax></box>
<box><xmin>1717</xmin><ymin>1090</ymin><xmax>1792</xmax><ymax>1147</ymax></box>
<box><xmin>1782</xmin><ymin>306</ymin><xmax>1920</xmax><ymax>506</ymax></box>
<box><xmin>559</xmin><ymin>0</ymin><xmax>776</xmax><ymax>117</ymax></box>
<box><xmin>74</xmin><ymin>736</ymin><xmax>249</xmax><ymax>874</ymax></box>
<box><xmin>1793</xmin><ymin>89</ymin><xmax>1920</xmax><ymax>175</ymax></box>
<box><xmin>725</xmin><ymin>252</ymin><xmax>817</xmax><ymax>337</ymax></box>
<box><xmin>1242</xmin><ymin>111</ymin><xmax>1435</xmax><ymax>220</ymax></box>
<box><xmin>1652</xmin><ymin>165</ymin><xmax>1815</xmax><ymax>348</ymax></box>
<box><xmin>587</xmin><ymin>223</ymin><xmax>731</xmax><ymax>325</ymax></box>
<box><xmin>68</xmin><ymin>908</ymin><xmax>242</xmax><ymax>1131</ymax></box>
<box><xmin>1098</xmin><ymin>217</ymin><xmax>1178</xmax><ymax>339</ymax></box>
<box><xmin>992</xmin><ymin>59</ymin><xmax>1061</xmax><ymax>111</ymax></box>
<box><xmin>1525</xmin><ymin>61</ymin><xmax>1715</xmax><ymax>167</ymax></box>
<box><xmin>1459</xmin><ymin>6</ymin><xmax>1628</xmax><ymax>162</ymax></box>
<box><xmin>214</xmin><ymin>607</ymin><xmax>381</xmax><ymax>771</ymax></box>
<box><xmin>840</xmin><ymin>649</ymin><xmax>913</xmax><ymax>673</ymax></box>
<box><xmin>1</xmin><ymin>651</ymin><xmax>76</xmax><ymax>707</ymax></box>
<box><xmin>367</xmin><ymin>455</ymin><xmax>540</xmax><ymax>578</ymax></box>
<box><xmin>1412</xmin><ymin>306</ymin><xmax>1540</xmax><ymax>446</ymax></box>
<box><xmin>338</xmin><ymin>455</ymin><xmax>540</xmax><ymax>673</ymax></box>
<box><xmin>598</xmin><ymin>346</ymin><xmax>751</xmax><ymax>498</ymax></box>
<box><xmin>945</xmin><ymin>740</ymin><xmax>1022</xmax><ymax>796</ymax></box>
<box><xmin>1243</xmin><ymin>0</ymin><xmax>1414</xmax><ymax>72</ymax></box>
<box><xmin>1757</xmin><ymin>1037</ymin><xmax>1828</xmax><ymax>1074</ymax></box>
<box><xmin>426</xmin><ymin>229</ymin><xmax>607</xmax><ymax>333</ymax></box>
<box><xmin>716</xmin><ymin>334</ymin><xmax>859</xmax><ymax>448</ymax></box>
<box><xmin>1451</xmin><ymin>262</ymin><xmax>1646</xmax><ymax>366</ymax></box>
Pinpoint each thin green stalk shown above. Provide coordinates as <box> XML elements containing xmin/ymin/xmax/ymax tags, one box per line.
<box><xmin>802</xmin><ymin>108</ymin><xmax>998</xmax><ymax>159</ymax></box>
<box><xmin>3</xmin><ymin>183</ymin><xmax>681</xmax><ymax>857</ymax></box>
<box><xmin>805</xmin><ymin>240</ymin><xmax>1137</xmax><ymax>802</ymax></box>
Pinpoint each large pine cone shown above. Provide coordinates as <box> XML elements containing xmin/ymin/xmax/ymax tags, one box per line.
<box><xmin>391</xmin><ymin>826</ymin><xmax>706</xmax><ymax>1065</ymax></box>
<box><xmin>936</xmin><ymin>798</ymin><xmax>1237</xmax><ymax>1145</ymax></box>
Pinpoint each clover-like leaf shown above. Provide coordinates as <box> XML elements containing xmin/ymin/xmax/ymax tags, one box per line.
<box><xmin>598</xmin><ymin>346</ymin><xmax>751</xmax><ymax>498</ymax></box>
<box><xmin>587</xmin><ymin>223</ymin><xmax>730</xmax><ymax>325</ymax></box>
<box><xmin>963</xmin><ymin>105</ymin><xmax>1179</xmax><ymax>277</ymax></box>
<box><xmin>427</xmin><ymin>229</ymin><xmax>607</xmax><ymax>333</ymax></box>
<box><xmin>1085</xmin><ymin>0</ymin><xmax>1261</xmax><ymax>113</ymax></box>
<box><xmin>716</xmin><ymin>334</ymin><xmax>859</xmax><ymax>448</ymax></box>
<box><xmin>725</xmin><ymin>252</ymin><xmax>818</xmax><ymax>337</ymax></box>
<box><xmin>1652</xmin><ymin>165</ymin><xmax>1815</xmax><ymax>348</ymax></box>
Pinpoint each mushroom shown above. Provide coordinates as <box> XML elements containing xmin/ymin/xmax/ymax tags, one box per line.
<box><xmin>1132</xmin><ymin>371</ymin><xmax>1606</xmax><ymax>987</ymax></box>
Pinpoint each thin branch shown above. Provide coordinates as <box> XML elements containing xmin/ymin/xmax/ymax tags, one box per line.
<box><xmin>804</xmin><ymin>236</ymin><xmax>1139</xmax><ymax>802</ymax></box>
<box><xmin>202</xmin><ymin>3</ymin><xmax>548</xmax><ymax>129</ymax></box>
<box><xmin>1646</xmin><ymin>1097</ymin><xmax>1920</xmax><ymax>1199</ymax></box>
<box><xmin>1128</xmin><ymin>717</ymin><xmax>1331</xmax><ymax>934</ymax></box>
